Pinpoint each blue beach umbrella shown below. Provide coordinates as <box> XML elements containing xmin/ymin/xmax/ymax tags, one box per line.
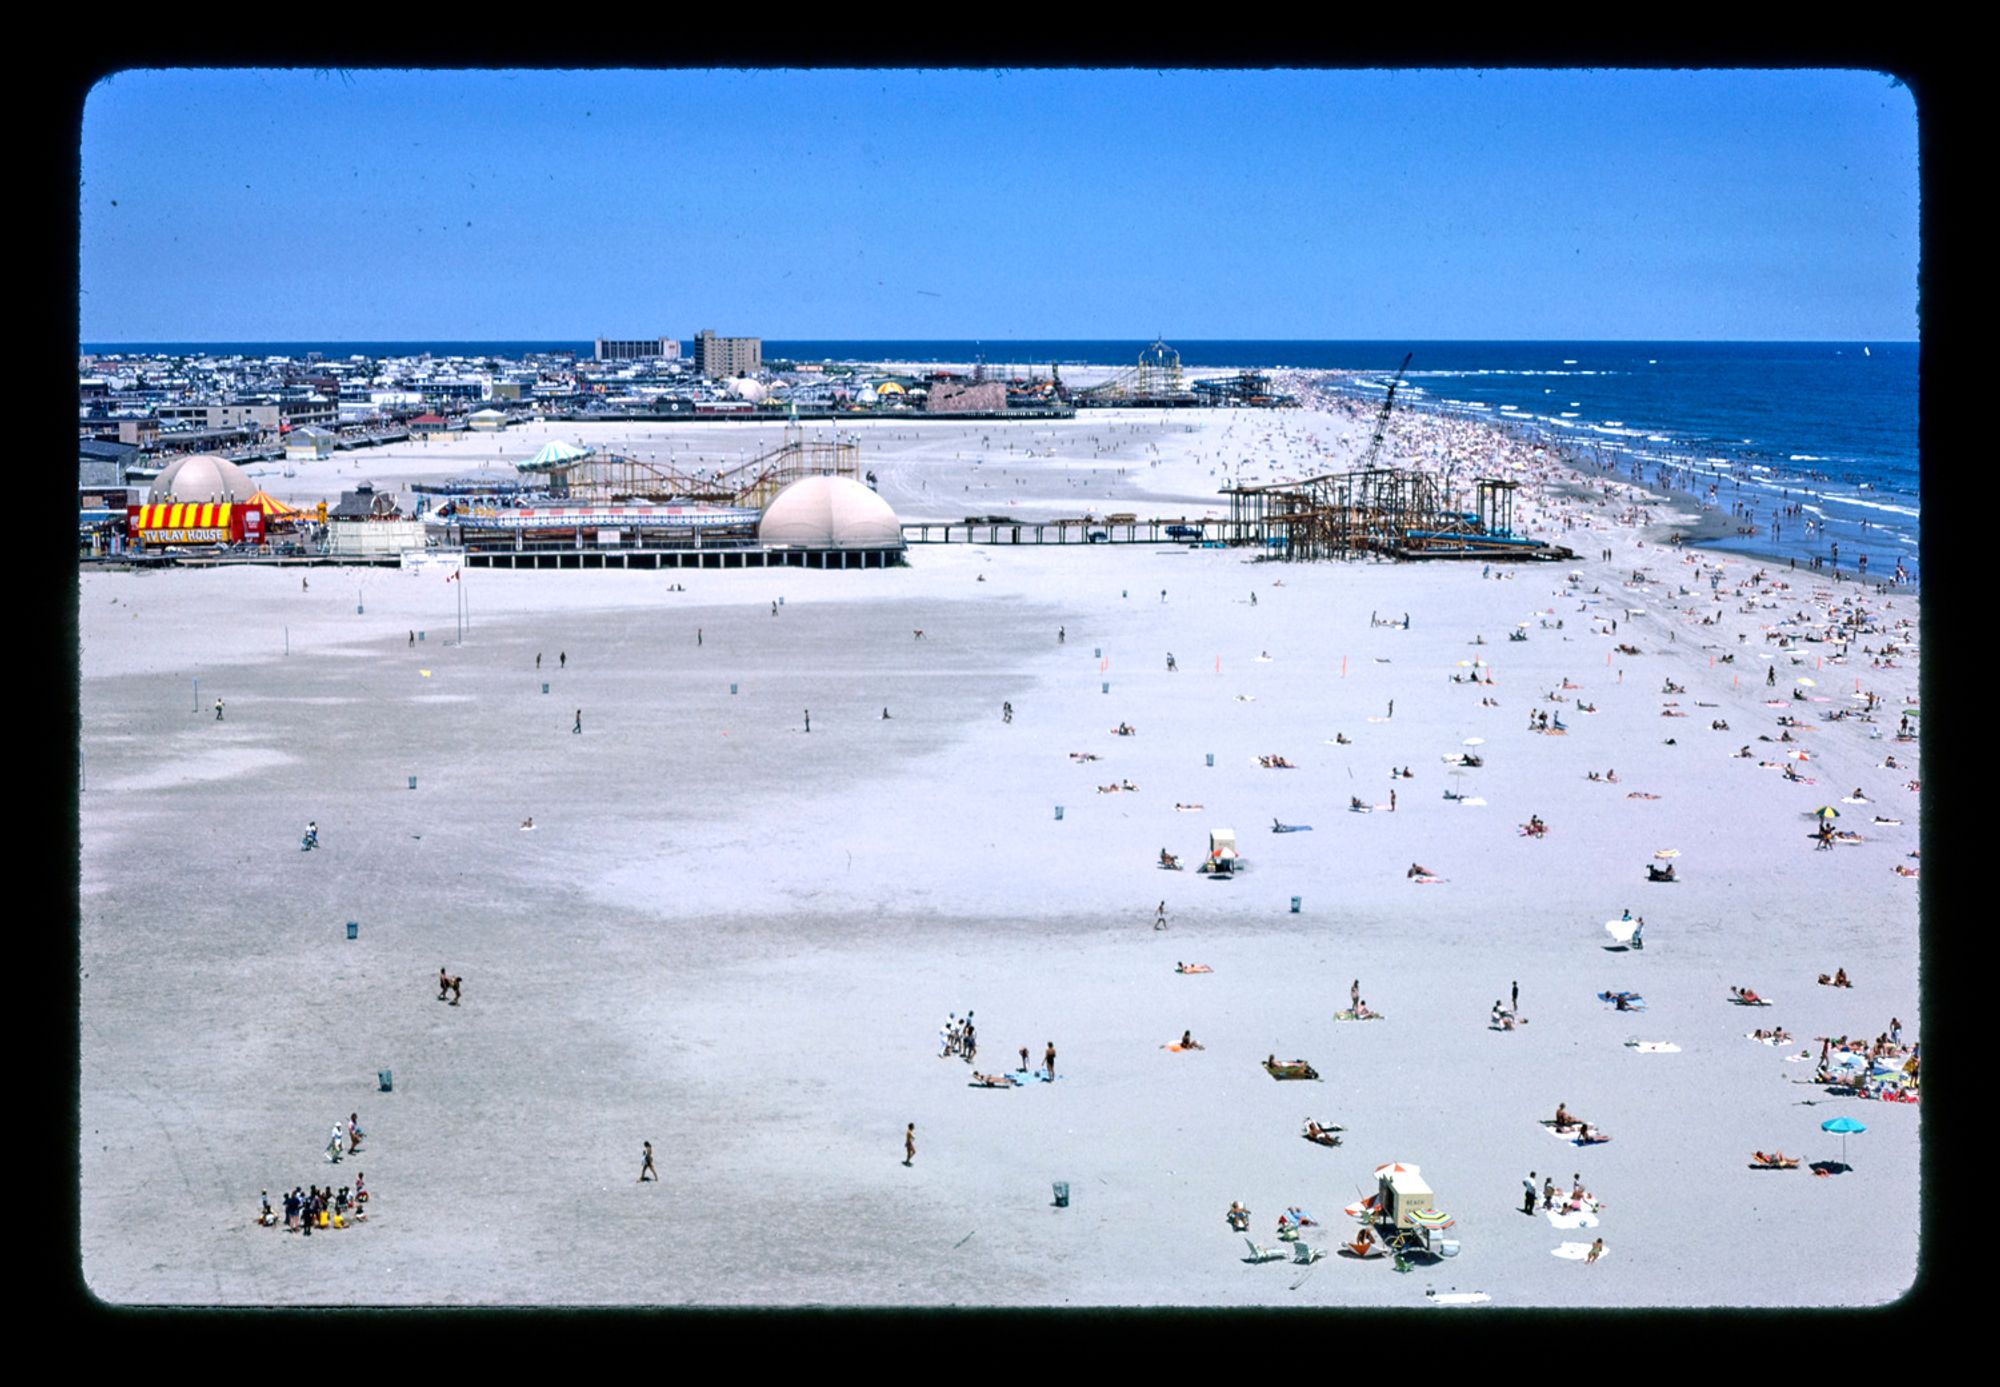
<box><xmin>1821</xmin><ymin>1114</ymin><xmax>1867</xmax><ymax>1166</ymax></box>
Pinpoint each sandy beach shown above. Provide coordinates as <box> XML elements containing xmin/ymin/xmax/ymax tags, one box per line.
<box><xmin>79</xmin><ymin>389</ymin><xmax>1922</xmax><ymax>1306</ymax></box>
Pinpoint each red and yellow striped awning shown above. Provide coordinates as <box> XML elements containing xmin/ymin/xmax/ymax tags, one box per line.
<box><xmin>132</xmin><ymin>503</ymin><xmax>234</xmax><ymax>531</ymax></box>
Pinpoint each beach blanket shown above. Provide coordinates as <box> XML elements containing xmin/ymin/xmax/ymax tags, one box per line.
<box><xmin>968</xmin><ymin>1076</ymin><xmax>1022</xmax><ymax>1089</ymax></box>
<box><xmin>1745</xmin><ymin>1033</ymin><xmax>1790</xmax><ymax>1046</ymax></box>
<box><xmin>1547</xmin><ymin>1209</ymin><xmax>1601</xmax><ymax>1229</ymax></box>
<box><xmin>1625</xmin><ymin>1041</ymin><xmax>1680</xmax><ymax>1053</ymax></box>
<box><xmin>1551</xmin><ymin>1242</ymin><xmax>1610</xmax><ymax>1261</ymax></box>
<box><xmin>1430</xmin><ymin>1291</ymin><xmax>1493</xmax><ymax>1305</ymax></box>
<box><xmin>1176</xmin><ymin>964</ymin><xmax>1213</xmax><ymax>974</ymax></box>
<box><xmin>1456</xmin><ymin>797</ymin><xmax>1488</xmax><ymax>807</ymax></box>
<box><xmin>1597</xmin><ymin>991</ymin><xmax>1645</xmax><ymax>1010</ymax></box>
<box><xmin>1272</xmin><ymin>823</ymin><xmax>1313</xmax><ymax>833</ymax></box>
<box><xmin>1627</xmin><ymin>792</ymin><xmax>1661</xmax><ymax>800</ymax></box>
<box><xmin>1332</xmin><ymin>1010</ymin><xmax>1384</xmax><ymax>1022</ymax></box>
<box><xmin>1412</xmin><ymin>876</ymin><xmax>1447</xmax><ymax>884</ymax></box>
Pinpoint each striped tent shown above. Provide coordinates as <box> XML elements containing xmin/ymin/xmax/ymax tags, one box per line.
<box><xmin>246</xmin><ymin>489</ymin><xmax>301</xmax><ymax>518</ymax></box>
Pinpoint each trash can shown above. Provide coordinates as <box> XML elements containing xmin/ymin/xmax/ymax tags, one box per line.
<box><xmin>1055</xmin><ymin>806</ymin><xmax>1065</xmax><ymax>821</ymax></box>
<box><xmin>346</xmin><ymin>921</ymin><xmax>358</xmax><ymax>940</ymax></box>
<box><xmin>542</xmin><ymin>683</ymin><xmax>549</xmax><ymax>694</ymax></box>
<box><xmin>1291</xmin><ymin>896</ymin><xmax>1302</xmax><ymax>914</ymax></box>
<box><xmin>1205</xmin><ymin>753</ymin><xmax>1214</xmax><ymax>767</ymax></box>
<box><xmin>1094</xmin><ymin>647</ymin><xmax>1102</xmax><ymax>658</ymax></box>
<box><xmin>418</xmin><ymin>631</ymin><xmax>425</xmax><ymax>642</ymax></box>
<box><xmin>730</xmin><ymin>683</ymin><xmax>738</xmax><ymax>695</ymax></box>
<box><xmin>408</xmin><ymin>776</ymin><xmax>417</xmax><ymax>790</ymax></box>
<box><xmin>1053</xmin><ymin>1181</ymin><xmax>1070</xmax><ymax>1208</ymax></box>
<box><xmin>1102</xmin><ymin>682</ymin><xmax>1109</xmax><ymax>694</ymax></box>
<box><xmin>377</xmin><ymin>1069</ymin><xmax>393</xmax><ymax>1093</ymax></box>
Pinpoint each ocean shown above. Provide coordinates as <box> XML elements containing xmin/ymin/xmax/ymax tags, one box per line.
<box><xmin>82</xmin><ymin>339</ymin><xmax>1918</xmax><ymax>577</ymax></box>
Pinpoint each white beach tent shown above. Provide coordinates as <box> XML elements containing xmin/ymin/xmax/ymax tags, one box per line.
<box><xmin>519</xmin><ymin>439</ymin><xmax>590</xmax><ymax>472</ymax></box>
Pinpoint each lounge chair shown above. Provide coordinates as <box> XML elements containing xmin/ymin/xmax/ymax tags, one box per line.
<box><xmin>1243</xmin><ymin>1237</ymin><xmax>1288</xmax><ymax>1264</ymax></box>
<box><xmin>1293</xmin><ymin>1241</ymin><xmax>1327</xmax><ymax>1265</ymax></box>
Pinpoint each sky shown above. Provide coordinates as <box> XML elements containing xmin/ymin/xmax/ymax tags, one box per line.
<box><xmin>77</xmin><ymin>68</ymin><xmax>1921</xmax><ymax>343</ymax></box>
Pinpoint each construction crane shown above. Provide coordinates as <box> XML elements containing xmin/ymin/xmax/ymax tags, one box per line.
<box><xmin>1357</xmin><ymin>352</ymin><xmax>1413</xmax><ymax>472</ymax></box>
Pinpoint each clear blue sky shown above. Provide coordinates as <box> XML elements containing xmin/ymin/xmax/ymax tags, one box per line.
<box><xmin>78</xmin><ymin>68</ymin><xmax>1920</xmax><ymax>342</ymax></box>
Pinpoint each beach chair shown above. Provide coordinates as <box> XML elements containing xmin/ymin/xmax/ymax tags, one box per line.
<box><xmin>1293</xmin><ymin>1241</ymin><xmax>1326</xmax><ymax>1265</ymax></box>
<box><xmin>1243</xmin><ymin>1237</ymin><xmax>1287</xmax><ymax>1263</ymax></box>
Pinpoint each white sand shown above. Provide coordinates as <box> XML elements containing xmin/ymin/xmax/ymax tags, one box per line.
<box><xmin>79</xmin><ymin>391</ymin><xmax>1921</xmax><ymax>1306</ymax></box>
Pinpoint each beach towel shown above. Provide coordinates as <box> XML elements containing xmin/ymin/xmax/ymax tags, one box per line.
<box><xmin>1551</xmin><ymin>1242</ymin><xmax>1610</xmax><ymax>1261</ymax></box>
<box><xmin>1625</xmin><ymin>1041</ymin><xmax>1679</xmax><ymax>1053</ymax></box>
<box><xmin>1627</xmin><ymin>792</ymin><xmax>1660</xmax><ymax>800</ymax></box>
<box><xmin>1412</xmin><ymin>875</ymin><xmax>1446</xmax><ymax>884</ymax></box>
<box><xmin>968</xmin><ymin>1076</ymin><xmax>1021</xmax><ymax>1089</ymax></box>
<box><xmin>1332</xmin><ymin>1010</ymin><xmax>1384</xmax><ymax>1022</ymax></box>
<box><xmin>1457</xmin><ymin>797</ymin><xmax>1487</xmax><ymax>807</ymax></box>
<box><xmin>1596</xmin><ymin>992</ymin><xmax>1645</xmax><ymax>1009</ymax></box>
<box><xmin>1176</xmin><ymin>965</ymin><xmax>1213</xmax><ymax>974</ymax></box>
<box><xmin>1429</xmin><ymin>1291</ymin><xmax>1493</xmax><ymax>1305</ymax></box>
<box><xmin>1272</xmin><ymin>823</ymin><xmax>1313</xmax><ymax>833</ymax></box>
<box><xmin>1547</xmin><ymin>1209</ymin><xmax>1601</xmax><ymax>1229</ymax></box>
<box><xmin>1745</xmin><ymin>1033</ymin><xmax>1788</xmax><ymax>1046</ymax></box>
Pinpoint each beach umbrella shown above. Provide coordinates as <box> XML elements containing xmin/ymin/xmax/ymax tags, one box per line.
<box><xmin>1815</xmin><ymin>806</ymin><xmax>1841</xmax><ymax>820</ymax></box>
<box><xmin>1798</xmin><ymin>677</ymin><xmax>1817</xmax><ymax>687</ymax></box>
<box><xmin>1374</xmin><ymin>1162</ymin><xmax>1420</xmax><ymax>1176</ymax></box>
<box><xmin>1605</xmin><ymin>919</ymin><xmax>1638</xmax><ymax>944</ymax></box>
<box><xmin>1463</xmin><ymin>737</ymin><xmax>1486</xmax><ymax>747</ymax></box>
<box><xmin>1821</xmin><ymin>1114</ymin><xmax>1867</xmax><ymax>1166</ymax></box>
<box><xmin>1407</xmin><ymin>1207</ymin><xmax>1455</xmax><ymax>1231</ymax></box>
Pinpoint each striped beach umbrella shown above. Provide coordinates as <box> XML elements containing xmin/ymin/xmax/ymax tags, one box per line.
<box><xmin>1407</xmin><ymin>1208</ymin><xmax>1455</xmax><ymax>1230</ymax></box>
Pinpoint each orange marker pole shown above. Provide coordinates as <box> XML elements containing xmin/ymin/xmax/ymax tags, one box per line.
<box><xmin>1341</xmin><ymin>656</ymin><xmax>1347</xmax><ymax>678</ymax></box>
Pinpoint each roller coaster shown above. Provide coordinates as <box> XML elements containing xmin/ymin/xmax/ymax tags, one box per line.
<box><xmin>532</xmin><ymin>422</ymin><xmax>860</xmax><ymax>507</ymax></box>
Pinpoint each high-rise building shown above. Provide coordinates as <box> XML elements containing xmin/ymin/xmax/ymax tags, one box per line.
<box><xmin>693</xmin><ymin>331</ymin><xmax>761</xmax><ymax>378</ymax></box>
<box><xmin>595</xmin><ymin>337</ymin><xmax>682</xmax><ymax>362</ymax></box>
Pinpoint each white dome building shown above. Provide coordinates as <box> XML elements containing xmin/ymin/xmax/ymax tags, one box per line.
<box><xmin>148</xmin><ymin>453</ymin><xmax>255</xmax><ymax>505</ymax></box>
<box><xmin>758</xmin><ymin>475</ymin><xmax>905</xmax><ymax>567</ymax></box>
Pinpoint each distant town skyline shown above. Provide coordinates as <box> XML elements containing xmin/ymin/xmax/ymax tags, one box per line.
<box><xmin>80</xmin><ymin>69</ymin><xmax>1920</xmax><ymax>343</ymax></box>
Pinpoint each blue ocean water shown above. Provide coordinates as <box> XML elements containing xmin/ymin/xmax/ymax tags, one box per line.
<box><xmin>83</xmin><ymin>339</ymin><xmax>1918</xmax><ymax>576</ymax></box>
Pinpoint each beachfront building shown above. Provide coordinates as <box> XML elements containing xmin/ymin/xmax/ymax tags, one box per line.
<box><xmin>594</xmin><ymin>337</ymin><xmax>681</xmax><ymax>362</ymax></box>
<box><xmin>467</xmin><ymin>409</ymin><xmax>509</xmax><ymax>432</ymax></box>
<box><xmin>693</xmin><ymin>331</ymin><xmax>761</xmax><ymax>379</ymax></box>
<box><xmin>284</xmin><ymin>426</ymin><xmax>338</xmax><ymax>461</ymax></box>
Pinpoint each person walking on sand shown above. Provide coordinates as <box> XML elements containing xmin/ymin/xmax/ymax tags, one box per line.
<box><xmin>409</xmin><ymin>630</ymin><xmax>415</xmax><ymax>647</ymax></box>
<box><xmin>697</xmin><ymin>628</ymin><xmax>702</xmax><ymax>647</ymax></box>
<box><xmin>537</xmin><ymin>652</ymin><xmax>542</xmax><ymax>670</ymax></box>
<box><xmin>1019</xmin><ymin>1045</ymin><xmax>1030</xmax><ymax>1073</ymax></box>
<box><xmin>1351</xmin><ymin>980</ymin><xmax>1361</xmax><ymax>1012</ymax></box>
<box><xmin>1543</xmin><ymin>1176</ymin><xmax>1556</xmax><ymax>1211</ymax></box>
<box><xmin>215</xmin><ymin>698</ymin><xmax>225</xmax><ymax>721</ymax></box>
<box><xmin>1155</xmin><ymin>900</ymin><xmax>1168</xmax><ymax>930</ymax></box>
<box><xmin>1059</xmin><ymin>626</ymin><xmax>1065</xmax><ymax>644</ymax></box>
<box><xmin>573</xmin><ymin>709</ymin><xmax>582</xmax><ymax>735</ymax></box>
<box><xmin>1523</xmin><ymin>1171</ymin><xmax>1539</xmax><ymax>1215</ymax></box>
<box><xmin>1512</xmin><ymin>980</ymin><xmax>1519</xmax><ymax>1013</ymax></box>
<box><xmin>560</xmin><ymin>652</ymin><xmax>567</xmax><ymax>669</ymax></box>
<box><xmin>639</xmin><ymin>1141</ymin><xmax>657</xmax><ymax>1182</ymax></box>
<box><xmin>1387</xmin><ymin>699</ymin><xmax>1394</xmax><ymax>719</ymax></box>
<box><xmin>903</xmin><ymin>1123</ymin><xmax>915</xmax><ymax>1167</ymax></box>
<box><xmin>1044</xmin><ymin>1042</ymin><xmax>1057</xmax><ymax>1081</ymax></box>
<box><xmin>804</xmin><ymin>709</ymin><xmax>811</xmax><ymax>733</ymax></box>
<box><xmin>1390</xmin><ymin>788</ymin><xmax>1397</xmax><ymax>813</ymax></box>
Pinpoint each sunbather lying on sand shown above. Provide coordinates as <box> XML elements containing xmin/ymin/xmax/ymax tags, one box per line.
<box><xmin>1751</xmin><ymin>1151</ymin><xmax>1800</xmax><ymax>1169</ymax></box>
<box><xmin>1178</xmin><ymin>1030</ymin><xmax>1204</xmax><ymax>1050</ymax></box>
<box><xmin>1175</xmin><ymin>962</ymin><xmax>1213</xmax><ymax>974</ymax></box>
<box><xmin>1407</xmin><ymin>863</ymin><xmax>1437</xmax><ymax>879</ymax></box>
<box><xmin>1173</xmin><ymin>802</ymin><xmax>1204</xmax><ymax>811</ymax></box>
<box><xmin>1302</xmin><ymin>1120</ymin><xmax>1343</xmax><ymax>1146</ymax></box>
